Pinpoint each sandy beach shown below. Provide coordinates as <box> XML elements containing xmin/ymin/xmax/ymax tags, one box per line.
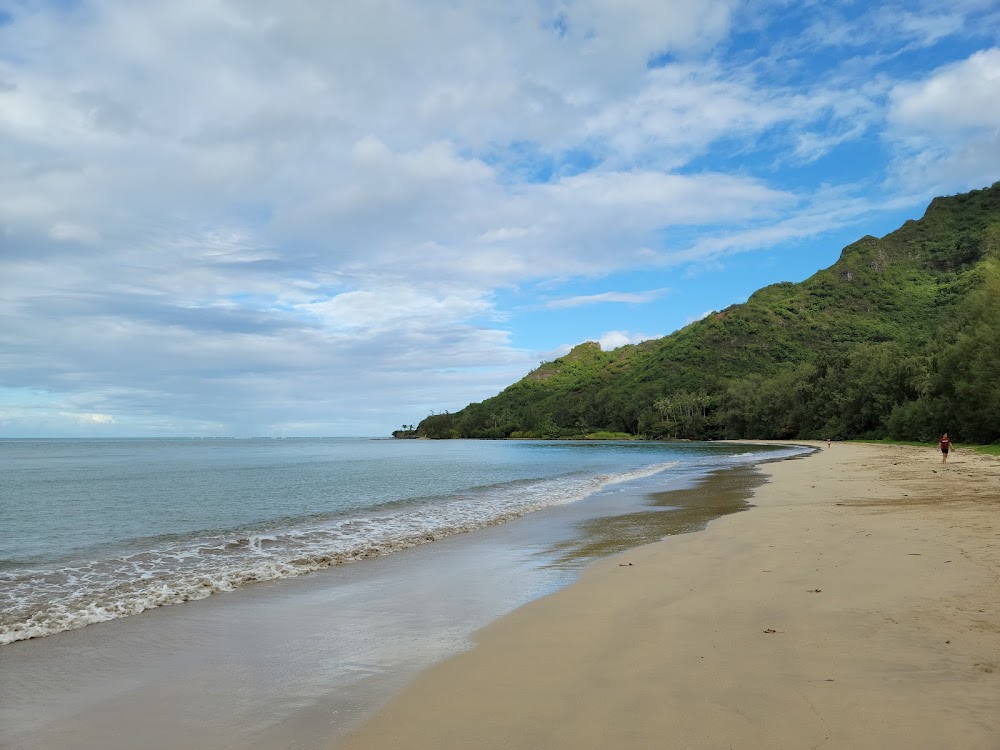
<box><xmin>336</xmin><ymin>442</ymin><xmax>1000</xmax><ymax>750</ymax></box>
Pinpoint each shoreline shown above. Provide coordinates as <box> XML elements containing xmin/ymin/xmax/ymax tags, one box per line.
<box><xmin>335</xmin><ymin>442</ymin><xmax>1000</xmax><ymax>749</ymax></box>
<box><xmin>2</xmin><ymin>439</ymin><xmax>787</xmax><ymax>647</ymax></box>
<box><xmin>0</xmin><ymin>444</ymin><xmax>783</xmax><ymax>750</ymax></box>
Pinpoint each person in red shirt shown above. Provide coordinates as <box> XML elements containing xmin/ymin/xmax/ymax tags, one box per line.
<box><xmin>939</xmin><ymin>433</ymin><xmax>953</xmax><ymax>463</ymax></box>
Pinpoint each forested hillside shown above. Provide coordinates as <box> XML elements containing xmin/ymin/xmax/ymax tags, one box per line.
<box><xmin>411</xmin><ymin>182</ymin><xmax>1000</xmax><ymax>444</ymax></box>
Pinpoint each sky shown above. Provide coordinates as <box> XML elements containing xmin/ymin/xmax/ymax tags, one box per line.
<box><xmin>1</xmin><ymin>1</ymin><xmax>999</xmax><ymax>437</ymax></box>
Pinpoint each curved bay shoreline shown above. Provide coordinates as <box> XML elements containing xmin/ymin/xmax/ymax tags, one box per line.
<box><xmin>336</xmin><ymin>442</ymin><xmax>1000</xmax><ymax>750</ymax></box>
<box><xmin>0</xmin><ymin>444</ymin><xmax>793</xmax><ymax>750</ymax></box>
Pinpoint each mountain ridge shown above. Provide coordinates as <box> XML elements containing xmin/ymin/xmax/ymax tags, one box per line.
<box><xmin>410</xmin><ymin>182</ymin><xmax>1000</xmax><ymax>444</ymax></box>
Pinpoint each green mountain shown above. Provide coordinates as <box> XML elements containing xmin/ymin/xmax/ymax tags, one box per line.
<box><xmin>412</xmin><ymin>182</ymin><xmax>1000</xmax><ymax>444</ymax></box>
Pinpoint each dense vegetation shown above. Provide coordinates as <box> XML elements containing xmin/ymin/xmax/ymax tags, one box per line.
<box><xmin>412</xmin><ymin>183</ymin><xmax>1000</xmax><ymax>445</ymax></box>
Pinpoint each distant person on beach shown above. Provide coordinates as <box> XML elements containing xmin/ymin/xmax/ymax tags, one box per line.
<box><xmin>939</xmin><ymin>433</ymin><xmax>952</xmax><ymax>463</ymax></box>
<box><xmin>826</xmin><ymin>437</ymin><xmax>831</xmax><ymax>448</ymax></box>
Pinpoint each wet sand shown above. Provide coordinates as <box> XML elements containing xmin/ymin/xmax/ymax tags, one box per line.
<box><xmin>0</xmin><ymin>456</ymin><xmax>764</xmax><ymax>750</ymax></box>
<box><xmin>336</xmin><ymin>443</ymin><xmax>1000</xmax><ymax>749</ymax></box>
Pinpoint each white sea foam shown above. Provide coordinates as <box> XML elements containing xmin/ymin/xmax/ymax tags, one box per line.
<box><xmin>0</xmin><ymin>460</ymin><xmax>677</xmax><ymax>645</ymax></box>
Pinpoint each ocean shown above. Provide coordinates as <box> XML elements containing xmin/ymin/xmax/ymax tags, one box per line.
<box><xmin>1</xmin><ymin>437</ymin><xmax>813</xmax><ymax>750</ymax></box>
<box><xmin>0</xmin><ymin>437</ymin><xmax>804</xmax><ymax>647</ymax></box>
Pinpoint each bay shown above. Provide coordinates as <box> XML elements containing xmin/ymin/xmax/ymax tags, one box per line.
<box><xmin>0</xmin><ymin>437</ymin><xmax>808</xmax><ymax>750</ymax></box>
<box><xmin>1</xmin><ymin>437</ymin><xmax>801</xmax><ymax>645</ymax></box>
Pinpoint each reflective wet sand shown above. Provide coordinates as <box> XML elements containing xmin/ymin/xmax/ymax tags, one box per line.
<box><xmin>337</xmin><ymin>444</ymin><xmax>1000</xmax><ymax>750</ymax></box>
<box><xmin>1</xmin><ymin>463</ymin><xmax>768</xmax><ymax>750</ymax></box>
<box><xmin>548</xmin><ymin>464</ymin><xmax>766</xmax><ymax>563</ymax></box>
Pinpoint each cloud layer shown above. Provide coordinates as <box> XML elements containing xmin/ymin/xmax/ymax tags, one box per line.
<box><xmin>0</xmin><ymin>1</ymin><xmax>997</xmax><ymax>435</ymax></box>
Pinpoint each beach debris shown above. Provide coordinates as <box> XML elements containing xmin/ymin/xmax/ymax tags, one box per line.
<box><xmin>618</xmin><ymin>562</ymin><xmax>633</xmax><ymax>566</ymax></box>
<box><xmin>945</xmin><ymin>640</ymin><xmax>951</xmax><ymax>644</ymax></box>
<box><xmin>908</xmin><ymin>553</ymin><xmax>922</xmax><ymax>556</ymax></box>
<box><xmin>809</xmin><ymin>589</ymin><xmax>822</xmax><ymax>593</ymax></box>
<box><xmin>763</xmin><ymin>628</ymin><xmax>783</xmax><ymax>634</ymax></box>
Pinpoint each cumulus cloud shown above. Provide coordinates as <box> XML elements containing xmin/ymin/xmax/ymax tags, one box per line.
<box><xmin>889</xmin><ymin>49</ymin><xmax>1000</xmax><ymax>133</ymax></box>
<box><xmin>886</xmin><ymin>48</ymin><xmax>1000</xmax><ymax>191</ymax></box>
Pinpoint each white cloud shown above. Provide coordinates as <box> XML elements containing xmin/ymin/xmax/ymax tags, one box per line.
<box><xmin>546</xmin><ymin>170</ymin><xmax>789</xmax><ymax>216</ymax></box>
<box><xmin>890</xmin><ymin>10</ymin><xmax>966</xmax><ymax>48</ymax></box>
<box><xmin>297</xmin><ymin>285</ymin><xmax>494</xmax><ymax>331</ymax></box>
<box><xmin>0</xmin><ymin>2</ymin><xmax>996</xmax><ymax>435</ymax></box>
<box><xmin>889</xmin><ymin>49</ymin><xmax>1000</xmax><ymax>133</ymax></box>
<box><xmin>796</xmin><ymin>6</ymin><xmax>969</xmax><ymax>53</ymax></box>
<box><xmin>598</xmin><ymin>330</ymin><xmax>658</xmax><ymax>350</ymax></box>
<box><xmin>670</xmin><ymin>186</ymin><xmax>924</xmax><ymax>266</ymax></box>
<box><xmin>585</xmin><ymin>64</ymin><xmax>788</xmax><ymax>168</ymax></box>
<box><xmin>546</xmin><ymin>289</ymin><xmax>670</xmax><ymax>309</ymax></box>
<box><xmin>886</xmin><ymin>48</ymin><xmax>1000</xmax><ymax>191</ymax></box>
<box><xmin>74</xmin><ymin>412</ymin><xmax>116</xmax><ymax>424</ymax></box>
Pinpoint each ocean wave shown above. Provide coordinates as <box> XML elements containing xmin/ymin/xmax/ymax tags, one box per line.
<box><xmin>0</xmin><ymin>460</ymin><xmax>677</xmax><ymax>645</ymax></box>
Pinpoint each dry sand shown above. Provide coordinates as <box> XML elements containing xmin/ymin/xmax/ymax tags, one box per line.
<box><xmin>334</xmin><ymin>443</ymin><xmax>1000</xmax><ymax>750</ymax></box>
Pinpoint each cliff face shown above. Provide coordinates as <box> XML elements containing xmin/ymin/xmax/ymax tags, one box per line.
<box><xmin>416</xmin><ymin>182</ymin><xmax>1000</xmax><ymax>443</ymax></box>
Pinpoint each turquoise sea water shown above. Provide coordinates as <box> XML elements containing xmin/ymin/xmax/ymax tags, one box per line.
<box><xmin>0</xmin><ymin>438</ymin><xmax>803</xmax><ymax>644</ymax></box>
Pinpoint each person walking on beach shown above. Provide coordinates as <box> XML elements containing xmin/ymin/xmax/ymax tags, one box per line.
<box><xmin>939</xmin><ymin>433</ymin><xmax>953</xmax><ymax>463</ymax></box>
